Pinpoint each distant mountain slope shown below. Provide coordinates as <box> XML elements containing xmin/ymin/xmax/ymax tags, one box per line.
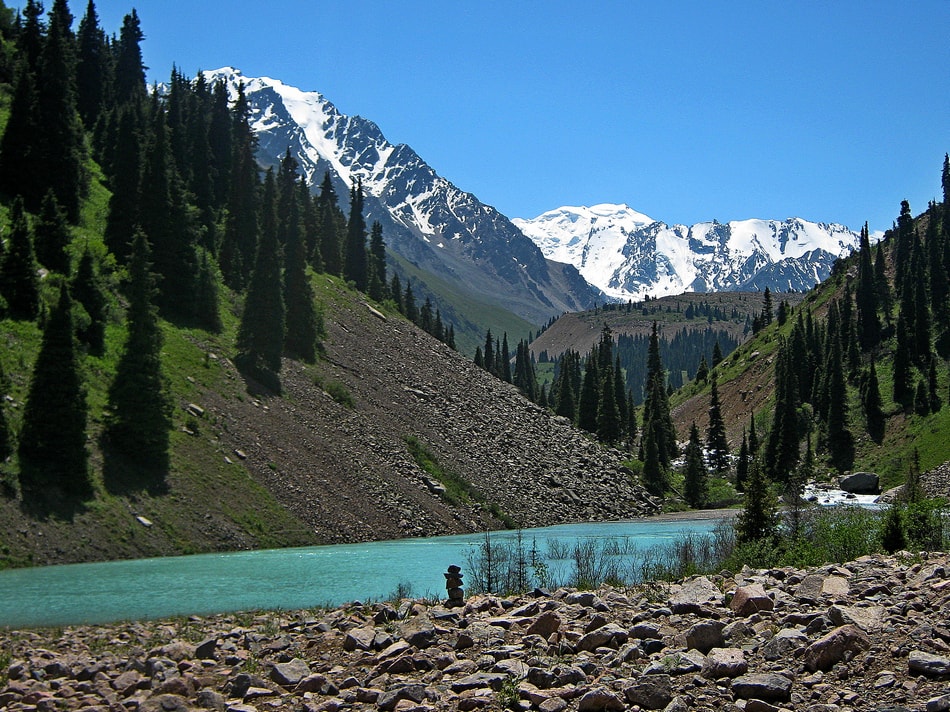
<box><xmin>514</xmin><ymin>203</ymin><xmax>867</xmax><ymax>300</ymax></box>
<box><xmin>205</xmin><ymin>69</ymin><xmax>602</xmax><ymax>339</ymax></box>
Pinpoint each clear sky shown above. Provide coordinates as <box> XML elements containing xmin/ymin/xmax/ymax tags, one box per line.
<box><xmin>17</xmin><ymin>0</ymin><xmax>950</xmax><ymax>233</ymax></box>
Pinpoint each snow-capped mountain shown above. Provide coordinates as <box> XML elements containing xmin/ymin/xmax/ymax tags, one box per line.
<box><xmin>204</xmin><ymin>68</ymin><xmax>601</xmax><ymax>333</ymax></box>
<box><xmin>513</xmin><ymin>204</ymin><xmax>865</xmax><ymax>300</ymax></box>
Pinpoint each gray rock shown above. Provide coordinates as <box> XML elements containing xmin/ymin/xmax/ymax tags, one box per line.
<box><xmin>730</xmin><ymin>673</ymin><xmax>792</xmax><ymax>702</ymax></box>
<box><xmin>269</xmin><ymin>657</ymin><xmax>310</xmax><ymax>687</ymax></box>
<box><xmin>927</xmin><ymin>693</ymin><xmax>950</xmax><ymax>711</ymax></box>
<box><xmin>669</xmin><ymin>576</ymin><xmax>723</xmax><ymax>613</ymax></box>
<box><xmin>828</xmin><ymin>604</ymin><xmax>885</xmax><ymax>632</ymax></box>
<box><xmin>576</xmin><ymin>622</ymin><xmax>628</xmax><ymax>651</ymax></box>
<box><xmin>376</xmin><ymin>683</ymin><xmax>428</xmax><ymax>711</ymax></box>
<box><xmin>624</xmin><ymin>673</ymin><xmax>672</xmax><ymax>710</ymax></box>
<box><xmin>139</xmin><ymin>694</ymin><xmax>190</xmax><ymax>712</ymax></box>
<box><xmin>909</xmin><ymin>650</ymin><xmax>950</xmax><ymax>677</ymax></box>
<box><xmin>702</xmin><ymin>647</ymin><xmax>748</xmax><ymax>678</ymax></box>
<box><xmin>762</xmin><ymin>628</ymin><xmax>808</xmax><ymax>661</ymax></box>
<box><xmin>450</xmin><ymin>672</ymin><xmax>506</xmax><ymax>692</ymax></box>
<box><xmin>804</xmin><ymin>624</ymin><xmax>871</xmax><ymax>671</ymax></box>
<box><xmin>684</xmin><ymin>620</ymin><xmax>725</xmax><ymax>653</ymax></box>
<box><xmin>342</xmin><ymin>626</ymin><xmax>376</xmax><ymax>652</ymax></box>
<box><xmin>839</xmin><ymin>471</ymin><xmax>879</xmax><ymax>494</ymax></box>
<box><xmin>195</xmin><ymin>689</ymin><xmax>226</xmax><ymax>711</ymax></box>
<box><xmin>577</xmin><ymin>687</ymin><xmax>625</xmax><ymax>711</ymax></box>
<box><xmin>194</xmin><ymin>637</ymin><xmax>218</xmax><ymax>660</ymax></box>
<box><xmin>526</xmin><ymin>610</ymin><xmax>562</xmax><ymax>638</ymax></box>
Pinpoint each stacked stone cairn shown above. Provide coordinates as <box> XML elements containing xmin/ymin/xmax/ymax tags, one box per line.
<box><xmin>444</xmin><ymin>564</ymin><xmax>464</xmax><ymax>608</ymax></box>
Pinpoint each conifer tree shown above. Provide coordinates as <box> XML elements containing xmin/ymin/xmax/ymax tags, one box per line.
<box><xmin>712</xmin><ymin>340</ymin><xmax>723</xmax><ymax>367</ymax></box>
<box><xmin>706</xmin><ymin>375</ymin><xmax>729</xmax><ymax>473</ymax></box>
<box><xmin>641</xmin><ymin>420</ymin><xmax>667</xmax><ymax>498</ymax></box>
<box><xmin>762</xmin><ymin>287</ymin><xmax>774</xmax><ymax>326</ymax></box>
<box><xmin>208</xmin><ymin>79</ymin><xmax>232</xmax><ymax>216</ymax></box>
<box><xmin>194</xmin><ymin>249</ymin><xmax>223</xmax><ymax>333</ymax></box>
<box><xmin>367</xmin><ymin>221</ymin><xmax>387</xmax><ymax>302</ymax></box>
<box><xmin>236</xmin><ymin>169</ymin><xmax>285</xmax><ymax>388</ymax></box>
<box><xmin>76</xmin><ymin>0</ymin><xmax>109</xmax><ymax>128</ymax></box>
<box><xmin>103</xmin><ymin>230</ymin><xmax>172</xmax><ymax>471</ymax></box>
<box><xmin>513</xmin><ymin>339</ymin><xmax>538</xmax><ymax>401</ymax></box>
<box><xmin>856</xmin><ymin>222</ymin><xmax>880</xmax><ymax>351</ymax></box>
<box><xmin>641</xmin><ymin>322</ymin><xmax>677</xmax><ymax>466</ymax></box>
<box><xmin>36</xmin><ymin>0</ymin><xmax>87</xmax><ymax>223</ymax></box>
<box><xmin>139</xmin><ymin>103</ymin><xmax>199</xmax><ymax>321</ymax></box>
<box><xmin>17</xmin><ymin>0</ymin><xmax>45</xmax><ymax>73</ymax></box>
<box><xmin>862</xmin><ymin>358</ymin><xmax>885</xmax><ymax>443</ymax></box>
<box><xmin>71</xmin><ymin>246</ymin><xmax>108</xmax><ymax>355</ymax></box>
<box><xmin>419</xmin><ymin>297</ymin><xmax>433</xmax><ymax>334</ymax></box>
<box><xmin>894</xmin><ymin>200</ymin><xmax>914</xmax><ymax>292</ymax></box>
<box><xmin>893</xmin><ymin>315</ymin><xmax>912</xmax><ymax>408</ymax></box>
<box><xmin>18</xmin><ymin>282</ymin><xmax>91</xmax><ymax>502</ymax></box>
<box><xmin>0</xmin><ymin>62</ymin><xmax>41</xmax><ymax>206</ymax></box>
<box><xmin>577</xmin><ymin>355</ymin><xmax>600</xmax><ymax>434</ymax></box>
<box><xmin>735</xmin><ymin>430</ymin><xmax>749</xmax><ymax>492</ymax></box>
<box><xmin>500</xmin><ymin>333</ymin><xmax>512</xmax><ymax>383</ymax></box>
<box><xmin>748</xmin><ymin>414</ymin><xmax>759</xmax><ymax>457</ymax></box>
<box><xmin>221</xmin><ymin>82</ymin><xmax>259</xmax><ymax>289</ymax></box>
<box><xmin>596</xmin><ymin>366</ymin><xmax>621</xmax><ymax>445</ymax></box>
<box><xmin>735</xmin><ymin>457</ymin><xmax>777</xmax><ymax>544</ymax></box>
<box><xmin>403</xmin><ymin>281</ymin><xmax>418</xmax><ymax>323</ymax></box>
<box><xmin>874</xmin><ymin>241</ymin><xmax>892</xmax><ymax>319</ymax></box>
<box><xmin>482</xmin><ymin>329</ymin><xmax>495</xmax><ymax>375</ymax></box>
<box><xmin>315</xmin><ymin>172</ymin><xmax>343</xmax><ymax>275</ymax></box>
<box><xmin>0</xmin><ymin>197</ymin><xmax>41</xmax><ymax>321</ymax></box>
<box><xmin>113</xmin><ymin>10</ymin><xmax>146</xmax><ymax>107</ymax></box>
<box><xmin>103</xmin><ymin>104</ymin><xmax>143</xmax><ymax>264</ymax></box>
<box><xmin>344</xmin><ymin>178</ymin><xmax>369</xmax><ymax>291</ymax></box>
<box><xmin>389</xmin><ymin>273</ymin><xmax>403</xmax><ymax>312</ymax></box>
<box><xmin>554</xmin><ymin>357</ymin><xmax>577</xmax><ymax>422</ymax></box>
<box><xmin>613</xmin><ymin>354</ymin><xmax>628</xmax><ymax>440</ymax></box>
<box><xmin>765</xmin><ymin>341</ymin><xmax>800</xmax><ymax>482</ymax></box>
<box><xmin>824</xmin><ymin>331</ymin><xmax>854</xmax><ymax>472</ymax></box>
<box><xmin>34</xmin><ymin>190</ymin><xmax>71</xmax><ymax>274</ymax></box>
<box><xmin>282</xmin><ymin>181</ymin><xmax>319</xmax><ymax>363</ymax></box>
<box><xmin>683</xmin><ymin>422</ymin><xmax>708</xmax><ymax>508</ymax></box>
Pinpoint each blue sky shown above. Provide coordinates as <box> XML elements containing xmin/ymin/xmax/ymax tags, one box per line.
<box><xmin>18</xmin><ymin>1</ymin><xmax>950</xmax><ymax>232</ymax></box>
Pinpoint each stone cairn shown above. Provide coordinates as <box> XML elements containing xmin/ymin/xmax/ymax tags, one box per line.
<box><xmin>443</xmin><ymin>564</ymin><xmax>464</xmax><ymax>608</ymax></box>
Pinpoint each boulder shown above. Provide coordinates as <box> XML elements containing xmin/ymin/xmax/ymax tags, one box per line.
<box><xmin>909</xmin><ymin>650</ymin><xmax>950</xmax><ymax>677</ymax></box>
<box><xmin>623</xmin><ymin>674</ymin><xmax>672</xmax><ymax>710</ymax></box>
<box><xmin>730</xmin><ymin>583</ymin><xmax>773</xmax><ymax>616</ymax></box>
<box><xmin>730</xmin><ymin>673</ymin><xmax>792</xmax><ymax>702</ymax></box>
<box><xmin>577</xmin><ymin>687</ymin><xmax>625</xmax><ymax>711</ymax></box>
<box><xmin>684</xmin><ymin>620</ymin><xmax>725</xmax><ymax>653</ymax></box>
<box><xmin>269</xmin><ymin>658</ymin><xmax>310</xmax><ymax>687</ymax></box>
<box><xmin>702</xmin><ymin>647</ymin><xmax>748</xmax><ymax>678</ymax></box>
<box><xmin>804</xmin><ymin>624</ymin><xmax>871</xmax><ymax>671</ymax></box>
<box><xmin>526</xmin><ymin>610</ymin><xmax>562</xmax><ymax>638</ymax></box>
<box><xmin>669</xmin><ymin>576</ymin><xmax>723</xmax><ymax>613</ymax></box>
<box><xmin>838</xmin><ymin>471</ymin><xmax>879</xmax><ymax>494</ymax></box>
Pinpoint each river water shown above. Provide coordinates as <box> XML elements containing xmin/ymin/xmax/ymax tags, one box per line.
<box><xmin>0</xmin><ymin>518</ymin><xmax>723</xmax><ymax>628</ymax></box>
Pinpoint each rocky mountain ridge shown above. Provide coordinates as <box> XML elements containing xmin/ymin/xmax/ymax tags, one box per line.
<box><xmin>514</xmin><ymin>204</ymin><xmax>868</xmax><ymax>300</ymax></box>
<box><xmin>4</xmin><ymin>549</ymin><xmax>950</xmax><ymax>711</ymax></box>
<box><xmin>204</xmin><ymin>69</ymin><xmax>602</xmax><ymax>338</ymax></box>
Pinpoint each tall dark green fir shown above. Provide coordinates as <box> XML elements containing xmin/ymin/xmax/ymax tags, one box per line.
<box><xmin>0</xmin><ymin>197</ymin><xmax>40</xmax><ymax>321</ymax></box>
<box><xmin>18</xmin><ymin>283</ymin><xmax>91</xmax><ymax>502</ymax></box>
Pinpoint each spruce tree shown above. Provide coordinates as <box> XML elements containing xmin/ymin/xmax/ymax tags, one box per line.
<box><xmin>596</xmin><ymin>366</ymin><xmax>621</xmax><ymax>445</ymax></box>
<box><xmin>0</xmin><ymin>61</ymin><xmax>41</xmax><ymax>204</ymax></box>
<box><xmin>18</xmin><ymin>282</ymin><xmax>91</xmax><ymax>502</ymax></box>
<box><xmin>641</xmin><ymin>421</ymin><xmax>666</xmax><ymax>498</ymax></box>
<box><xmin>894</xmin><ymin>200</ymin><xmax>914</xmax><ymax>292</ymax></box>
<box><xmin>236</xmin><ymin>169</ymin><xmax>285</xmax><ymax>388</ymax></box>
<box><xmin>113</xmin><ymin>10</ymin><xmax>146</xmax><ymax>107</ymax></box>
<box><xmin>874</xmin><ymin>241</ymin><xmax>892</xmax><ymax>320</ymax></box>
<box><xmin>71</xmin><ymin>247</ymin><xmax>108</xmax><ymax>355</ymax></box>
<box><xmin>103</xmin><ymin>230</ymin><xmax>172</xmax><ymax>472</ymax></box>
<box><xmin>37</xmin><ymin>0</ymin><xmax>88</xmax><ymax>223</ymax></box>
<box><xmin>482</xmin><ymin>329</ymin><xmax>494</xmax><ymax>375</ymax></box>
<box><xmin>642</xmin><ymin>322</ymin><xmax>677</xmax><ymax>466</ymax></box>
<box><xmin>344</xmin><ymin>178</ymin><xmax>369</xmax><ymax>291</ymax></box>
<box><xmin>856</xmin><ymin>222</ymin><xmax>880</xmax><ymax>351</ymax></box>
<box><xmin>367</xmin><ymin>220</ymin><xmax>387</xmax><ymax>302</ymax></box>
<box><xmin>76</xmin><ymin>0</ymin><xmax>109</xmax><ymax>129</ymax></box>
<box><xmin>282</xmin><ymin>180</ymin><xmax>319</xmax><ymax>363</ymax></box>
<box><xmin>315</xmin><ymin>172</ymin><xmax>343</xmax><ymax>275</ymax></box>
<box><xmin>500</xmin><ymin>333</ymin><xmax>512</xmax><ymax>383</ymax></box>
<box><xmin>893</xmin><ymin>315</ymin><xmax>912</xmax><ymax>408</ymax></box>
<box><xmin>34</xmin><ymin>190</ymin><xmax>71</xmax><ymax>274</ymax></box>
<box><xmin>683</xmin><ymin>421</ymin><xmax>708</xmax><ymax>508</ymax></box>
<box><xmin>735</xmin><ymin>430</ymin><xmax>749</xmax><ymax>492</ymax></box>
<box><xmin>221</xmin><ymin>82</ymin><xmax>259</xmax><ymax>289</ymax></box>
<box><xmin>403</xmin><ymin>281</ymin><xmax>418</xmax><ymax>323</ymax></box>
<box><xmin>706</xmin><ymin>375</ymin><xmax>729</xmax><ymax>473</ymax></box>
<box><xmin>824</xmin><ymin>332</ymin><xmax>854</xmax><ymax>472</ymax></box>
<box><xmin>862</xmin><ymin>358</ymin><xmax>885</xmax><ymax>443</ymax></box>
<box><xmin>735</xmin><ymin>457</ymin><xmax>777</xmax><ymax>544</ymax></box>
<box><xmin>194</xmin><ymin>249</ymin><xmax>223</xmax><ymax>333</ymax></box>
<box><xmin>103</xmin><ymin>104</ymin><xmax>143</xmax><ymax>264</ymax></box>
<box><xmin>577</xmin><ymin>356</ymin><xmax>600</xmax><ymax>434</ymax></box>
<box><xmin>765</xmin><ymin>341</ymin><xmax>800</xmax><ymax>482</ymax></box>
<box><xmin>0</xmin><ymin>197</ymin><xmax>41</xmax><ymax>321</ymax></box>
<box><xmin>762</xmin><ymin>287</ymin><xmax>774</xmax><ymax>326</ymax></box>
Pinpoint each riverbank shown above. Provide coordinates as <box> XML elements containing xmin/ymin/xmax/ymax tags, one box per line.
<box><xmin>2</xmin><ymin>550</ymin><xmax>948</xmax><ymax>711</ymax></box>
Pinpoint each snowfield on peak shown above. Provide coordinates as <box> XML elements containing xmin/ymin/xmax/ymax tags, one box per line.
<box><xmin>514</xmin><ymin>205</ymin><xmax>866</xmax><ymax>300</ymax></box>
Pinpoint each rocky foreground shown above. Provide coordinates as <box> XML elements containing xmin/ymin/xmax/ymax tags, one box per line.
<box><xmin>3</xmin><ymin>552</ymin><xmax>950</xmax><ymax>712</ymax></box>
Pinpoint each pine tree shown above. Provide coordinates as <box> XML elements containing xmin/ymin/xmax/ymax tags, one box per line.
<box><xmin>735</xmin><ymin>457</ymin><xmax>777</xmax><ymax>544</ymax></box>
<box><xmin>34</xmin><ymin>190</ymin><xmax>71</xmax><ymax>274</ymax></box>
<box><xmin>683</xmin><ymin>421</ymin><xmax>708</xmax><ymax>508</ymax></box>
<box><xmin>389</xmin><ymin>273</ymin><xmax>403</xmax><ymax>313</ymax></box>
<box><xmin>642</xmin><ymin>322</ymin><xmax>677</xmax><ymax>466</ymax></box>
<box><xmin>596</xmin><ymin>366</ymin><xmax>621</xmax><ymax>445</ymax></box>
<box><xmin>71</xmin><ymin>247</ymin><xmax>108</xmax><ymax>355</ymax></box>
<box><xmin>641</xmin><ymin>421</ymin><xmax>666</xmax><ymax>498</ymax></box>
<box><xmin>893</xmin><ymin>315</ymin><xmax>912</xmax><ymax>408</ymax></box>
<box><xmin>765</xmin><ymin>341</ymin><xmax>800</xmax><ymax>482</ymax></box>
<box><xmin>103</xmin><ymin>230</ymin><xmax>172</xmax><ymax>472</ymax></box>
<box><xmin>344</xmin><ymin>178</ymin><xmax>369</xmax><ymax>291</ymax></box>
<box><xmin>712</xmin><ymin>340</ymin><xmax>723</xmax><ymax>367</ymax></box>
<box><xmin>482</xmin><ymin>329</ymin><xmax>495</xmax><ymax>375</ymax></box>
<box><xmin>500</xmin><ymin>333</ymin><xmax>512</xmax><ymax>383</ymax></box>
<box><xmin>236</xmin><ymin>169</ymin><xmax>285</xmax><ymax>388</ymax></box>
<box><xmin>762</xmin><ymin>287</ymin><xmax>774</xmax><ymax>326</ymax></box>
<box><xmin>874</xmin><ymin>241</ymin><xmax>892</xmax><ymax>320</ymax></box>
<box><xmin>577</xmin><ymin>355</ymin><xmax>600</xmax><ymax>434</ymax></box>
<box><xmin>36</xmin><ymin>0</ymin><xmax>88</xmax><ymax>223</ymax></box>
<box><xmin>735</xmin><ymin>430</ymin><xmax>749</xmax><ymax>492</ymax></box>
<box><xmin>282</xmin><ymin>179</ymin><xmax>320</xmax><ymax>363</ymax></box>
<box><xmin>221</xmin><ymin>82</ymin><xmax>259</xmax><ymax>289</ymax></box>
<box><xmin>824</xmin><ymin>331</ymin><xmax>854</xmax><ymax>472</ymax></box>
<box><xmin>18</xmin><ymin>282</ymin><xmax>91</xmax><ymax>502</ymax></box>
<box><xmin>862</xmin><ymin>358</ymin><xmax>885</xmax><ymax>443</ymax></box>
<box><xmin>76</xmin><ymin>0</ymin><xmax>110</xmax><ymax>128</ymax></box>
<box><xmin>103</xmin><ymin>104</ymin><xmax>143</xmax><ymax>264</ymax></box>
<box><xmin>403</xmin><ymin>281</ymin><xmax>418</xmax><ymax>323</ymax></box>
<box><xmin>0</xmin><ymin>62</ymin><xmax>42</xmax><ymax>207</ymax></box>
<box><xmin>113</xmin><ymin>10</ymin><xmax>146</xmax><ymax>107</ymax></box>
<box><xmin>0</xmin><ymin>198</ymin><xmax>41</xmax><ymax>321</ymax></box>
<box><xmin>706</xmin><ymin>375</ymin><xmax>729</xmax><ymax>473</ymax></box>
<box><xmin>856</xmin><ymin>222</ymin><xmax>880</xmax><ymax>351</ymax></box>
<box><xmin>194</xmin><ymin>249</ymin><xmax>223</xmax><ymax>333</ymax></box>
<box><xmin>894</xmin><ymin>200</ymin><xmax>914</xmax><ymax>292</ymax></box>
<box><xmin>367</xmin><ymin>221</ymin><xmax>387</xmax><ymax>302</ymax></box>
<box><xmin>315</xmin><ymin>172</ymin><xmax>343</xmax><ymax>276</ymax></box>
